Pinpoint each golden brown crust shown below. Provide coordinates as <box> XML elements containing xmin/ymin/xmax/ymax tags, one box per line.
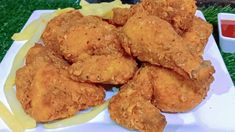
<box><xmin>42</xmin><ymin>10</ymin><xmax>83</xmax><ymax>54</ymax></box>
<box><xmin>111</xmin><ymin>0</ymin><xmax>196</xmax><ymax>34</ymax></box>
<box><xmin>69</xmin><ymin>55</ymin><xmax>137</xmax><ymax>85</ymax></box>
<box><xmin>25</xmin><ymin>44</ymin><xmax>69</xmax><ymax>70</ymax></box>
<box><xmin>146</xmin><ymin>65</ymin><xmax>214</xmax><ymax>112</ymax></box>
<box><xmin>109</xmin><ymin>91</ymin><xmax>166</xmax><ymax>132</ymax></box>
<box><xmin>109</xmin><ymin>67</ymin><xmax>167</xmax><ymax>132</ymax></box>
<box><xmin>161</xmin><ymin>0</ymin><xmax>197</xmax><ymax>34</ymax></box>
<box><xmin>183</xmin><ymin>16</ymin><xmax>213</xmax><ymax>56</ymax></box>
<box><xmin>16</xmin><ymin>44</ymin><xmax>69</xmax><ymax>113</ymax></box>
<box><xmin>120</xmin><ymin>66</ymin><xmax>154</xmax><ymax>100</ymax></box>
<box><xmin>122</xmin><ymin>12</ymin><xmax>213</xmax><ymax>81</ymax></box>
<box><xmin>16</xmin><ymin>65</ymin><xmax>35</xmax><ymax>111</ymax></box>
<box><xmin>60</xmin><ymin>16</ymin><xmax>124</xmax><ymax>63</ymax></box>
<box><xmin>110</xmin><ymin>5</ymin><xmax>146</xmax><ymax>26</ymax></box>
<box><xmin>17</xmin><ymin>1</ymin><xmax>215</xmax><ymax>128</ymax></box>
<box><xmin>16</xmin><ymin>45</ymin><xmax>105</xmax><ymax>122</ymax></box>
<box><xmin>25</xmin><ymin>44</ymin><xmax>45</xmax><ymax>65</ymax></box>
<box><xmin>29</xmin><ymin>64</ymin><xmax>105</xmax><ymax>122</ymax></box>
<box><xmin>110</xmin><ymin>8</ymin><xmax>133</xmax><ymax>26</ymax></box>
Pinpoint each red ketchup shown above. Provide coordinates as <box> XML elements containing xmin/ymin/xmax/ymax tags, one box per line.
<box><xmin>221</xmin><ymin>20</ymin><xmax>235</xmax><ymax>38</ymax></box>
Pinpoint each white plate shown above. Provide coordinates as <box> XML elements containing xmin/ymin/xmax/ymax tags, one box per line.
<box><xmin>0</xmin><ymin>10</ymin><xmax>235</xmax><ymax>132</ymax></box>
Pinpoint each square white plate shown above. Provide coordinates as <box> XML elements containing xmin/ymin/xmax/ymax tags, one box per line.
<box><xmin>0</xmin><ymin>10</ymin><xmax>235</xmax><ymax>132</ymax></box>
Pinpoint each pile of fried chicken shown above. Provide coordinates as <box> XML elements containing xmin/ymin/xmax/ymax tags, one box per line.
<box><xmin>15</xmin><ymin>0</ymin><xmax>215</xmax><ymax>131</ymax></box>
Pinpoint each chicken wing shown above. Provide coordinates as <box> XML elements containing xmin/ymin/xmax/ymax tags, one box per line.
<box><xmin>109</xmin><ymin>67</ymin><xmax>166</xmax><ymax>132</ymax></box>
<box><xmin>146</xmin><ymin>64</ymin><xmax>214</xmax><ymax>112</ymax></box>
<box><xmin>69</xmin><ymin>55</ymin><xmax>137</xmax><ymax>85</ymax></box>
<box><xmin>111</xmin><ymin>0</ymin><xmax>196</xmax><ymax>34</ymax></box>
<box><xmin>183</xmin><ymin>16</ymin><xmax>213</xmax><ymax>56</ymax></box>
<box><xmin>42</xmin><ymin>10</ymin><xmax>83</xmax><ymax>54</ymax></box>
<box><xmin>121</xmin><ymin>12</ymin><xmax>214</xmax><ymax>81</ymax></box>
<box><xmin>16</xmin><ymin>45</ymin><xmax>105</xmax><ymax>122</ymax></box>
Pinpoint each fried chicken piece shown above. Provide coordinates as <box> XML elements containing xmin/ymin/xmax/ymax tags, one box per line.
<box><xmin>60</xmin><ymin>16</ymin><xmax>124</xmax><ymax>63</ymax></box>
<box><xmin>69</xmin><ymin>55</ymin><xmax>137</xmax><ymax>85</ymax></box>
<box><xmin>29</xmin><ymin>64</ymin><xmax>105</xmax><ymax>122</ymax></box>
<box><xmin>16</xmin><ymin>44</ymin><xmax>70</xmax><ymax>111</ymax></box>
<box><xmin>16</xmin><ymin>45</ymin><xmax>105</xmax><ymax>122</ymax></box>
<box><xmin>146</xmin><ymin>65</ymin><xmax>214</xmax><ymax>112</ymax></box>
<box><xmin>111</xmin><ymin>0</ymin><xmax>196</xmax><ymax>34</ymax></box>
<box><xmin>42</xmin><ymin>10</ymin><xmax>83</xmax><ymax>54</ymax></box>
<box><xmin>122</xmin><ymin>12</ymin><xmax>214</xmax><ymax>81</ymax></box>
<box><xmin>183</xmin><ymin>17</ymin><xmax>213</xmax><ymax>56</ymax></box>
<box><xmin>109</xmin><ymin>67</ymin><xmax>166</xmax><ymax>132</ymax></box>
<box><xmin>110</xmin><ymin>90</ymin><xmax>166</xmax><ymax>132</ymax></box>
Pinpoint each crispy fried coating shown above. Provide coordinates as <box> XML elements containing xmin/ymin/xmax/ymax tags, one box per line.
<box><xmin>111</xmin><ymin>0</ymin><xmax>196</xmax><ymax>34</ymax></box>
<box><xmin>16</xmin><ymin>44</ymin><xmax>69</xmax><ymax>112</ymax></box>
<box><xmin>25</xmin><ymin>44</ymin><xmax>69</xmax><ymax>69</ymax></box>
<box><xmin>122</xmin><ymin>12</ymin><xmax>213</xmax><ymax>80</ymax></box>
<box><xmin>69</xmin><ymin>55</ymin><xmax>137</xmax><ymax>85</ymax></box>
<box><xmin>60</xmin><ymin>16</ymin><xmax>124</xmax><ymax>63</ymax></box>
<box><xmin>111</xmin><ymin>5</ymin><xmax>145</xmax><ymax>26</ymax></box>
<box><xmin>25</xmin><ymin>44</ymin><xmax>45</xmax><ymax>65</ymax></box>
<box><xmin>146</xmin><ymin>65</ymin><xmax>214</xmax><ymax>112</ymax></box>
<box><xmin>119</xmin><ymin>66</ymin><xmax>154</xmax><ymax>100</ymax></box>
<box><xmin>160</xmin><ymin>0</ymin><xmax>196</xmax><ymax>34</ymax></box>
<box><xmin>109</xmin><ymin>90</ymin><xmax>166</xmax><ymax>132</ymax></box>
<box><xmin>16</xmin><ymin>65</ymin><xmax>35</xmax><ymax>111</ymax></box>
<box><xmin>109</xmin><ymin>67</ymin><xmax>166</xmax><ymax>132</ymax></box>
<box><xmin>111</xmin><ymin>8</ymin><xmax>132</xmax><ymax>26</ymax></box>
<box><xmin>29</xmin><ymin>64</ymin><xmax>105</xmax><ymax>122</ymax></box>
<box><xmin>42</xmin><ymin>10</ymin><xmax>83</xmax><ymax>54</ymax></box>
<box><xmin>16</xmin><ymin>45</ymin><xmax>105</xmax><ymax>122</ymax></box>
<box><xmin>183</xmin><ymin>17</ymin><xmax>213</xmax><ymax>56</ymax></box>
